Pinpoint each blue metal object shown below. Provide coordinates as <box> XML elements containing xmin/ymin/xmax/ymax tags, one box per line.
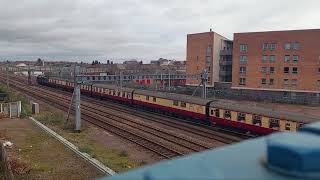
<box><xmin>300</xmin><ymin>122</ymin><xmax>320</xmax><ymax>135</ymax></box>
<box><xmin>101</xmin><ymin>126</ymin><xmax>320</xmax><ymax>180</ymax></box>
<box><xmin>266</xmin><ymin>133</ymin><xmax>320</xmax><ymax>179</ymax></box>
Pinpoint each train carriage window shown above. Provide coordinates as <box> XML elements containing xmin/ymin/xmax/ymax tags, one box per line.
<box><xmin>173</xmin><ymin>100</ymin><xmax>179</xmax><ymax>106</ymax></box>
<box><xmin>117</xmin><ymin>92</ymin><xmax>121</xmax><ymax>96</ymax></box>
<box><xmin>215</xmin><ymin>109</ymin><xmax>220</xmax><ymax>117</ymax></box>
<box><xmin>153</xmin><ymin>97</ymin><xmax>157</xmax><ymax>102</ymax></box>
<box><xmin>113</xmin><ymin>91</ymin><xmax>116</xmax><ymax>96</ymax></box>
<box><xmin>122</xmin><ymin>92</ymin><xmax>126</xmax><ymax>98</ymax></box>
<box><xmin>285</xmin><ymin>122</ymin><xmax>291</xmax><ymax>131</ymax></box>
<box><xmin>210</xmin><ymin>109</ymin><xmax>214</xmax><ymax>116</ymax></box>
<box><xmin>146</xmin><ymin>96</ymin><xmax>150</xmax><ymax>101</ymax></box>
<box><xmin>237</xmin><ymin>113</ymin><xmax>246</xmax><ymax>122</ymax></box>
<box><xmin>269</xmin><ymin>119</ymin><xmax>280</xmax><ymax>129</ymax></box>
<box><xmin>180</xmin><ymin>102</ymin><xmax>186</xmax><ymax>108</ymax></box>
<box><xmin>253</xmin><ymin>115</ymin><xmax>262</xmax><ymax>126</ymax></box>
<box><xmin>224</xmin><ymin>110</ymin><xmax>231</xmax><ymax>119</ymax></box>
<box><xmin>127</xmin><ymin>94</ymin><xmax>130</xmax><ymax>99</ymax></box>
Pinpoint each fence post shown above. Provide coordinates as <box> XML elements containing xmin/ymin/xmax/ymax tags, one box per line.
<box><xmin>9</xmin><ymin>103</ymin><xmax>11</xmax><ymax>118</ymax></box>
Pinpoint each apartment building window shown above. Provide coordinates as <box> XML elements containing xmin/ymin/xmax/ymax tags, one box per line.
<box><xmin>292</xmin><ymin>42</ymin><xmax>300</xmax><ymax>50</ymax></box>
<box><xmin>206</xmin><ymin>56</ymin><xmax>211</xmax><ymax>63</ymax></box>
<box><xmin>240</xmin><ymin>55</ymin><xmax>248</xmax><ymax>64</ymax></box>
<box><xmin>317</xmin><ymin>80</ymin><xmax>320</xmax><ymax>87</ymax></box>
<box><xmin>206</xmin><ymin>46</ymin><xmax>212</xmax><ymax>55</ymax></box>
<box><xmin>261</xmin><ymin>67</ymin><xmax>267</xmax><ymax>73</ymax></box>
<box><xmin>292</xmin><ymin>79</ymin><xmax>298</xmax><ymax>86</ymax></box>
<box><xmin>269</xmin><ymin>79</ymin><xmax>274</xmax><ymax>85</ymax></box>
<box><xmin>292</xmin><ymin>67</ymin><xmax>298</xmax><ymax>74</ymax></box>
<box><xmin>284</xmin><ymin>67</ymin><xmax>289</xmax><ymax>74</ymax></box>
<box><xmin>284</xmin><ymin>55</ymin><xmax>290</xmax><ymax>62</ymax></box>
<box><xmin>262</xmin><ymin>43</ymin><xmax>269</xmax><ymax>51</ymax></box>
<box><xmin>240</xmin><ymin>44</ymin><xmax>248</xmax><ymax>52</ymax></box>
<box><xmin>318</xmin><ymin>68</ymin><xmax>320</xmax><ymax>74</ymax></box>
<box><xmin>262</xmin><ymin>55</ymin><xmax>268</xmax><ymax>62</ymax></box>
<box><xmin>270</xmin><ymin>43</ymin><xmax>277</xmax><ymax>51</ymax></box>
<box><xmin>261</xmin><ymin>78</ymin><xmax>267</xmax><ymax>85</ymax></box>
<box><xmin>284</xmin><ymin>43</ymin><xmax>291</xmax><ymax>50</ymax></box>
<box><xmin>270</xmin><ymin>67</ymin><xmax>275</xmax><ymax>74</ymax></box>
<box><xmin>284</xmin><ymin>79</ymin><xmax>289</xmax><ymax>85</ymax></box>
<box><xmin>270</xmin><ymin>55</ymin><xmax>276</xmax><ymax>62</ymax></box>
<box><xmin>239</xmin><ymin>78</ymin><xmax>246</xmax><ymax>85</ymax></box>
<box><xmin>240</xmin><ymin>67</ymin><xmax>246</xmax><ymax>75</ymax></box>
<box><xmin>293</xmin><ymin>55</ymin><xmax>299</xmax><ymax>63</ymax></box>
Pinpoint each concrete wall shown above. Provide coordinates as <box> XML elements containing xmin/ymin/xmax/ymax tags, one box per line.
<box><xmin>213</xmin><ymin>82</ymin><xmax>320</xmax><ymax>105</ymax></box>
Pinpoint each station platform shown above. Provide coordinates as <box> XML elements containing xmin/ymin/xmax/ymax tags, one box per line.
<box><xmin>101</xmin><ymin>122</ymin><xmax>320</xmax><ymax>180</ymax></box>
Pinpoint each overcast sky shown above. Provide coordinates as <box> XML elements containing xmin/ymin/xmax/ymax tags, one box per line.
<box><xmin>1</xmin><ymin>0</ymin><xmax>320</xmax><ymax>62</ymax></box>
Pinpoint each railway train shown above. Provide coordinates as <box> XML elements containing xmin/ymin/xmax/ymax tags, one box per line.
<box><xmin>36</xmin><ymin>76</ymin><xmax>319</xmax><ymax>135</ymax></box>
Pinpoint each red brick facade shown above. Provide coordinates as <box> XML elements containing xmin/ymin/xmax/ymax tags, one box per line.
<box><xmin>186</xmin><ymin>31</ymin><xmax>229</xmax><ymax>86</ymax></box>
<box><xmin>232</xmin><ymin>29</ymin><xmax>320</xmax><ymax>93</ymax></box>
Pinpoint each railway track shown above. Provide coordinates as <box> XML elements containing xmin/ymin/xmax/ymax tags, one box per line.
<box><xmin>0</xmin><ymin>74</ymin><xmax>243</xmax><ymax>159</ymax></box>
<box><xmin>0</xmin><ymin>76</ymin><xmax>187</xmax><ymax>158</ymax></box>
<box><xmin>10</xmin><ymin>74</ymin><xmax>252</xmax><ymax>144</ymax></box>
<box><xmin>0</xmin><ymin>73</ymin><xmax>254</xmax><ymax>158</ymax></box>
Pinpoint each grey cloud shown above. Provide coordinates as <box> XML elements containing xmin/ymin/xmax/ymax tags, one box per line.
<box><xmin>1</xmin><ymin>0</ymin><xmax>320</xmax><ymax>62</ymax></box>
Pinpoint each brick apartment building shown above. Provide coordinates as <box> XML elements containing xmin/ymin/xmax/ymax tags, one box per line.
<box><xmin>232</xmin><ymin>29</ymin><xmax>320</xmax><ymax>96</ymax></box>
<box><xmin>186</xmin><ymin>30</ymin><xmax>233</xmax><ymax>86</ymax></box>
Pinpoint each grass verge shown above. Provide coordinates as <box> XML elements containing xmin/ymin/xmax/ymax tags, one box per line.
<box><xmin>35</xmin><ymin>110</ymin><xmax>142</xmax><ymax>172</ymax></box>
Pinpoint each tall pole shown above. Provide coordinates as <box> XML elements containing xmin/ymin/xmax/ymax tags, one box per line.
<box><xmin>168</xmin><ymin>70</ymin><xmax>171</xmax><ymax>91</ymax></box>
<box><xmin>74</xmin><ymin>65</ymin><xmax>81</xmax><ymax>132</ymax></box>
<box><xmin>28</xmin><ymin>65</ymin><xmax>31</xmax><ymax>85</ymax></box>
<box><xmin>120</xmin><ymin>71</ymin><xmax>123</xmax><ymax>90</ymax></box>
<box><xmin>202</xmin><ymin>69</ymin><xmax>208</xmax><ymax>99</ymax></box>
<box><xmin>75</xmin><ymin>83</ymin><xmax>81</xmax><ymax>132</ymax></box>
<box><xmin>6</xmin><ymin>62</ymin><xmax>9</xmax><ymax>90</ymax></box>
